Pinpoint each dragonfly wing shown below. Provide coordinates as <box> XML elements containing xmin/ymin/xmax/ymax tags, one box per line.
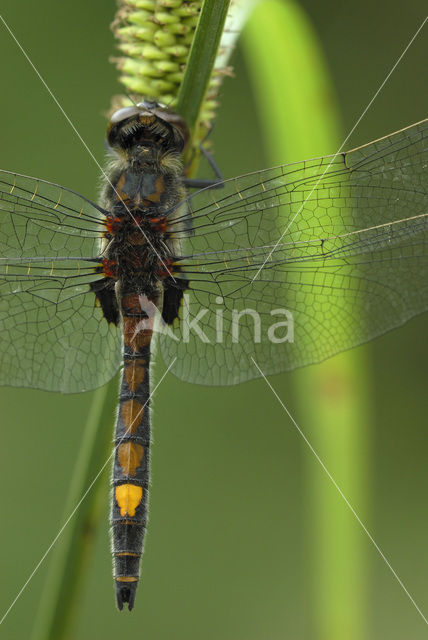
<box><xmin>159</xmin><ymin>120</ymin><xmax>428</xmax><ymax>384</ymax></box>
<box><xmin>0</xmin><ymin>171</ymin><xmax>121</xmax><ymax>392</ymax></box>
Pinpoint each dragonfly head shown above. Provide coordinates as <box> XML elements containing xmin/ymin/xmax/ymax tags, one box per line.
<box><xmin>107</xmin><ymin>101</ymin><xmax>189</xmax><ymax>161</ymax></box>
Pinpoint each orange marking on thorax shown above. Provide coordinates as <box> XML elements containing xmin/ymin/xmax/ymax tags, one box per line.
<box><xmin>106</xmin><ymin>216</ymin><xmax>124</xmax><ymax>235</ymax></box>
<box><xmin>121</xmin><ymin>399</ymin><xmax>144</xmax><ymax>434</ymax></box>
<box><xmin>145</xmin><ymin>175</ymin><xmax>165</xmax><ymax>204</ymax></box>
<box><xmin>102</xmin><ymin>258</ymin><xmax>118</xmax><ymax>279</ymax></box>
<box><xmin>115</xmin><ymin>484</ymin><xmax>143</xmax><ymax>517</ymax></box>
<box><xmin>114</xmin><ymin>173</ymin><xmax>130</xmax><ymax>203</ymax></box>
<box><xmin>149</xmin><ymin>216</ymin><xmax>167</xmax><ymax>234</ymax></box>
<box><xmin>117</xmin><ymin>442</ymin><xmax>144</xmax><ymax>477</ymax></box>
<box><xmin>156</xmin><ymin>258</ymin><xmax>173</xmax><ymax>279</ymax></box>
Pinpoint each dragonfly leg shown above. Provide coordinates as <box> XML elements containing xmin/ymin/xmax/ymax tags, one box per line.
<box><xmin>183</xmin><ymin>137</ymin><xmax>224</xmax><ymax>190</ymax></box>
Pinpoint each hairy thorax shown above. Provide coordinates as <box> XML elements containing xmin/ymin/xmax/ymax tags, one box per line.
<box><xmin>101</xmin><ymin>143</ymin><xmax>186</xmax><ymax>301</ymax></box>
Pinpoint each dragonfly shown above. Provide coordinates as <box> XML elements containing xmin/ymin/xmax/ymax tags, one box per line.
<box><xmin>0</xmin><ymin>101</ymin><xmax>427</xmax><ymax>610</ymax></box>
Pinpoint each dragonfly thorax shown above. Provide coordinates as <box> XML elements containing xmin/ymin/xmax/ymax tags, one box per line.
<box><xmin>102</xmin><ymin>104</ymin><xmax>189</xmax><ymax>223</ymax></box>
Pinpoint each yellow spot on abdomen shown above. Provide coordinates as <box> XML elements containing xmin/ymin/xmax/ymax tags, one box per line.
<box><xmin>115</xmin><ymin>484</ymin><xmax>143</xmax><ymax>517</ymax></box>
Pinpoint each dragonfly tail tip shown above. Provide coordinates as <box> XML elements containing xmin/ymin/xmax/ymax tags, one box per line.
<box><xmin>116</xmin><ymin>581</ymin><xmax>138</xmax><ymax>611</ymax></box>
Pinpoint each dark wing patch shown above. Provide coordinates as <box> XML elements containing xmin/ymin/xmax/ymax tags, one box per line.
<box><xmin>90</xmin><ymin>277</ymin><xmax>120</xmax><ymax>325</ymax></box>
<box><xmin>162</xmin><ymin>276</ymin><xmax>189</xmax><ymax>324</ymax></box>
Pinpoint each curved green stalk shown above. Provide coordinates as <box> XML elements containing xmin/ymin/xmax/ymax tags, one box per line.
<box><xmin>241</xmin><ymin>1</ymin><xmax>370</xmax><ymax>637</ymax></box>
<box><xmin>30</xmin><ymin>377</ymin><xmax>118</xmax><ymax>640</ymax></box>
<box><xmin>176</xmin><ymin>0</ymin><xmax>231</xmax><ymax>135</ymax></box>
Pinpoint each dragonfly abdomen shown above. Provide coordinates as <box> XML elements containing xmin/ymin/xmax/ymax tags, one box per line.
<box><xmin>111</xmin><ymin>290</ymin><xmax>157</xmax><ymax>611</ymax></box>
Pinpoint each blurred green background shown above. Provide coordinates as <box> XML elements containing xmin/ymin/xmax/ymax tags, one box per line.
<box><xmin>0</xmin><ymin>1</ymin><xmax>427</xmax><ymax>638</ymax></box>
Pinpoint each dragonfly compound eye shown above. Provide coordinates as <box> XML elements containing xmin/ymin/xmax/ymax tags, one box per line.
<box><xmin>110</xmin><ymin>106</ymin><xmax>142</xmax><ymax>124</ymax></box>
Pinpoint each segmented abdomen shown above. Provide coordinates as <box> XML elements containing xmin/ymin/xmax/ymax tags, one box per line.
<box><xmin>111</xmin><ymin>291</ymin><xmax>155</xmax><ymax>611</ymax></box>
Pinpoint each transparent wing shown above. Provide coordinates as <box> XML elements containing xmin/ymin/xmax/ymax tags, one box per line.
<box><xmin>160</xmin><ymin>119</ymin><xmax>428</xmax><ymax>385</ymax></box>
<box><xmin>0</xmin><ymin>171</ymin><xmax>121</xmax><ymax>392</ymax></box>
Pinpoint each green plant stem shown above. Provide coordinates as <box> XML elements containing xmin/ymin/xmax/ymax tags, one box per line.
<box><xmin>242</xmin><ymin>1</ymin><xmax>370</xmax><ymax>637</ymax></box>
<box><xmin>31</xmin><ymin>375</ymin><xmax>119</xmax><ymax>640</ymax></box>
<box><xmin>176</xmin><ymin>0</ymin><xmax>231</xmax><ymax>135</ymax></box>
